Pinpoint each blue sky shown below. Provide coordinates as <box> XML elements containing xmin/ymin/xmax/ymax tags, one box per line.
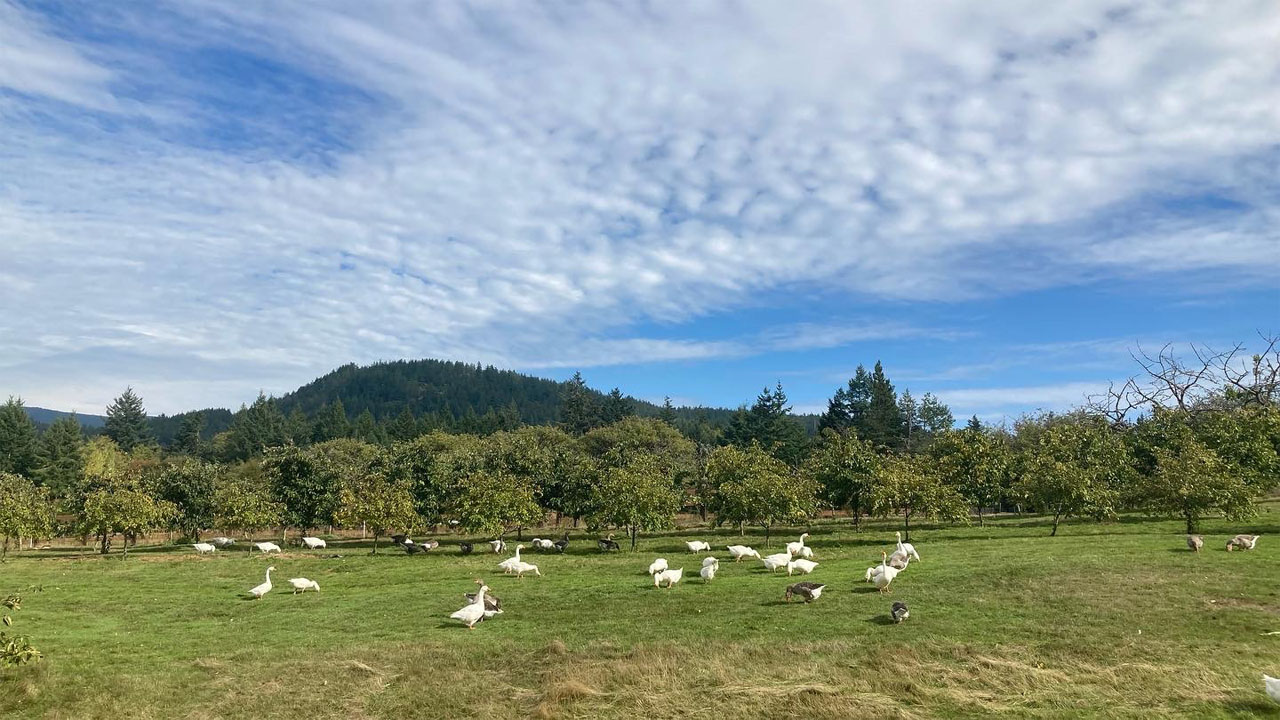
<box><xmin>1</xmin><ymin>1</ymin><xmax>1278</xmax><ymax>422</ymax></box>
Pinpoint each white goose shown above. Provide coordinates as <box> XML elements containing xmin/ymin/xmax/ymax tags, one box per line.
<box><xmin>700</xmin><ymin>559</ymin><xmax>719</xmax><ymax>582</ymax></box>
<box><xmin>301</xmin><ymin>537</ymin><xmax>326</xmax><ymax>550</ymax></box>
<box><xmin>288</xmin><ymin>578</ymin><xmax>320</xmax><ymax>594</ymax></box>
<box><xmin>894</xmin><ymin>531</ymin><xmax>921</xmax><ymax>562</ymax></box>
<box><xmin>701</xmin><ymin>556</ymin><xmax>719</xmax><ymax>568</ymax></box>
<box><xmin>192</xmin><ymin>542</ymin><xmax>217</xmax><ymax>554</ymax></box>
<box><xmin>531</xmin><ymin>537</ymin><xmax>556</xmax><ymax>551</ymax></box>
<box><xmin>489</xmin><ymin>539</ymin><xmax>506</xmax><ymax>554</ymax></box>
<box><xmin>785</xmin><ymin>532</ymin><xmax>810</xmax><ymax>557</ymax></box>
<box><xmin>872</xmin><ymin>551</ymin><xmax>899</xmax><ymax>593</ymax></box>
<box><xmin>253</xmin><ymin>541</ymin><xmax>282</xmax><ymax>554</ymax></box>
<box><xmin>497</xmin><ymin>545</ymin><xmax>525</xmax><ymax>574</ymax></box>
<box><xmin>210</xmin><ymin>536</ymin><xmax>236</xmax><ymax>548</ymax></box>
<box><xmin>248</xmin><ymin>566</ymin><xmax>275</xmax><ymax>599</ymax></box>
<box><xmin>726</xmin><ymin>545</ymin><xmax>760</xmax><ymax>562</ymax></box>
<box><xmin>786</xmin><ymin>558</ymin><xmax>818</xmax><ymax>576</ymax></box>
<box><xmin>648</xmin><ymin>558</ymin><xmax>669</xmax><ymax>576</ymax></box>
<box><xmin>1265</xmin><ymin>674</ymin><xmax>1280</xmax><ymax>703</ymax></box>
<box><xmin>511</xmin><ymin>560</ymin><xmax>541</xmax><ymax>578</ymax></box>
<box><xmin>450</xmin><ymin>583</ymin><xmax>492</xmax><ymax>629</ymax></box>
<box><xmin>653</xmin><ymin>567</ymin><xmax>684</xmax><ymax>588</ymax></box>
<box><xmin>762</xmin><ymin>552</ymin><xmax>792</xmax><ymax>572</ymax></box>
<box><xmin>685</xmin><ymin>540</ymin><xmax>712</xmax><ymax>553</ymax></box>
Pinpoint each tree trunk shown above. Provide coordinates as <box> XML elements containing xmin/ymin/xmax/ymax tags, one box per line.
<box><xmin>765</xmin><ymin>524</ymin><xmax>770</xmax><ymax>546</ymax></box>
<box><xmin>1184</xmin><ymin>511</ymin><xmax>1197</xmax><ymax>535</ymax></box>
<box><xmin>977</xmin><ymin>506</ymin><xmax>984</xmax><ymax>527</ymax></box>
<box><xmin>517</xmin><ymin>525</ymin><xmax>524</xmax><ymax>541</ymax></box>
<box><xmin>2</xmin><ymin>537</ymin><xmax>8</xmax><ymax>562</ymax></box>
<box><xmin>629</xmin><ymin>526</ymin><xmax>637</xmax><ymax>551</ymax></box>
<box><xmin>100</xmin><ymin>531</ymin><xmax>110</xmax><ymax>555</ymax></box>
<box><xmin>1051</xmin><ymin>510</ymin><xmax>1062</xmax><ymax>537</ymax></box>
<box><xmin>372</xmin><ymin>534</ymin><xmax>379</xmax><ymax>554</ymax></box>
<box><xmin>903</xmin><ymin>512</ymin><xmax>910</xmax><ymax>543</ymax></box>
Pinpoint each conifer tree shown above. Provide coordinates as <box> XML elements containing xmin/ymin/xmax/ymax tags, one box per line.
<box><xmin>36</xmin><ymin>415</ymin><xmax>83</xmax><ymax>497</ymax></box>
<box><xmin>0</xmin><ymin>397</ymin><xmax>39</xmax><ymax>477</ymax></box>
<box><xmin>104</xmin><ymin>388</ymin><xmax>151</xmax><ymax>451</ymax></box>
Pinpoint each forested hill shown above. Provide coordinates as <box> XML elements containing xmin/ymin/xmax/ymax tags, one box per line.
<box><xmin>273</xmin><ymin>359</ymin><xmax>744</xmax><ymax>429</ymax></box>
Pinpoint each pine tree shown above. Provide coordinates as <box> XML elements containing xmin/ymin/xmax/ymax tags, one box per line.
<box><xmin>222</xmin><ymin>393</ymin><xmax>288</xmax><ymax>461</ymax></box>
<box><xmin>863</xmin><ymin>362</ymin><xmax>905</xmax><ymax>449</ymax></box>
<box><xmin>967</xmin><ymin>415</ymin><xmax>983</xmax><ymax>433</ymax></box>
<box><xmin>387</xmin><ymin>407</ymin><xmax>418</xmax><ymax>443</ymax></box>
<box><xmin>918</xmin><ymin>393</ymin><xmax>955</xmax><ymax>434</ymax></box>
<box><xmin>36</xmin><ymin>415</ymin><xmax>83</xmax><ymax>497</ymax></box>
<box><xmin>0</xmin><ymin>397</ymin><xmax>39</xmax><ymax>477</ymax></box>
<box><xmin>104</xmin><ymin>387</ymin><xmax>151</xmax><ymax>451</ymax></box>
<box><xmin>723</xmin><ymin>383</ymin><xmax>807</xmax><ymax>466</ymax></box>
<box><xmin>658</xmin><ymin>396</ymin><xmax>677</xmax><ymax>426</ymax></box>
<box><xmin>174</xmin><ymin>412</ymin><xmax>205</xmax><ymax>456</ymax></box>
<box><xmin>898</xmin><ymin>389</ymin><xmax>919</xmax><ymax>451</ymax></box>
<box><xmin>353</xmin><ymin>409</ymin><xmax>382</xmax><ymax>443</ymax></box>
<box><xmin>312</xmin><ymin>400</ymin><xmax>350</xmax><ymax>442</ymax></box>
<box><xmin>820</xmin><ymin>365</ymin><xmax>873</xmax><ymax>434</ymax></box>
<box><xmin>600</xmin><ymin>388</ymin><xmax>635</xmax><ymax>425</ymax></box>
<box><xmin>285</xmin><ymin>407</ymin><xmax>312</xmax><ymax>446</ymax></box>
<box><xmin>559</xmin><ymin>372</ymin><xmax>600</xmax><ymax>435</ymax></box>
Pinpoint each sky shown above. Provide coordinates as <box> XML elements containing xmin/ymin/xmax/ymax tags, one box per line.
<box><xmin>1</xmin><ymin>0</ymin><xmax>1278</xmax><ymax>423</ymax></box>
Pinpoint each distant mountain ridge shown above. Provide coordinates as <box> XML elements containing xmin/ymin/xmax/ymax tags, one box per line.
<box><xmin>24</xmin><ymin>358</ymin><xmax>816</xmax><ymax>443</ymax></box>
<box><xmin>24</xmin><ymin>406</ymin><xmax>107</xmax><ymax>428</ymax></box>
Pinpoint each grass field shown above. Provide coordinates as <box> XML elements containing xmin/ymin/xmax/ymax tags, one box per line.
<box><xmin>3</xmin><ymin>506</ymin><xmax>1279</xmax><ymax>719</ymax></box>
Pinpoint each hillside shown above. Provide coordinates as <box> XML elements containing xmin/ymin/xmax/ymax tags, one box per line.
<box><xmin>23</xmin><ymin>407</ymin><xmax>106</xmax><ymax>429</ymax></box>
<box><xmin>274</xmin><ymin>358</ymin><xmax>743</xmax><ymax>428</ymax></box>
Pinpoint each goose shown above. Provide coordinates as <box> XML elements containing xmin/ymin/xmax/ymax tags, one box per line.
<box><xmin>762</xmin><ymin>552</ymin><xmax>792</xmax><ymax>572</ymax></box>
<box><xmin>785</xmin><ymin>533</ymin><xmax>810</xmax><ymax>557</ymax></box>
<box><xmin>891</xmin><ymin>601</ymin><xmax>910</xmax><ymax>623</ymax></box>
<box><xmin>653</xmin><ymin>567</ymin><xmax>684</xmax><ymax>588</ymax></box>
<box><xmin>786</xmin><ymin>558</ymin><xmax>818</xmax><ymax>576</ymax></box>
<box><xmin>1227</xmin><ymin>534</ymin><xmax>1261</xmax><ymax>551</ymax></box>
<box><xmin>418</xmin><ymin>539</ymin><xmax>440</xmax><ymax>551</ymax></box>
<box><xmin>700</xmin><ymin>559</ymin><xmax>719</xmax><ymax>582</ymax></box>
<box><xmin>489</xmin><ymin>539</ymin><xmax>506</xmax><ymax>554</ymax></box>
<box><xmin>464</xmin><ymin>590</ymin><xmax>502</xmax><ymax>613</ymax></box>
<box><xmin>459</xmin><ymin>542</ymin><xmax>474</xmax><ymax>555</ymax></box>
<box><xmin>301</xmin><ymin>537</ymin><xmax>326</xmax><ymax>550</ymax></box>
<box><xmin>392</xmin><ymin>534</ymin><xmax>411</xmax><ymax>546</ymax></box>
<box><xmin>685</xmin><ymin>540</ymin><xmax>711</xmax><ymax>553</ymax></box>
<box><xmin>192</xmin><ymin>542</ymin><xmax>217</xmax><ymax>554</ymax></box>
<box><xmin>253</xmin><ymin>541</ymin><xmax>282</xmax><ymax>554</ymax></box>
<box><xmin>450</xmin><ymin>583</ymin><xmax>492</xmax><ymax>629</ymax></box>
<box><xmin>1265</xmin><ymin>674</ymin><xmax>1280</xmax><ymax>703</ymax></box>
<box><xmin>288</xmin><ymin>578</ymin><xmax>320</xmax><ymax>594</ymax></box>
<box><xmin>553</xmin><ymin>532</ymin><xmax>570</xmax><ymax>553</ymax></box>
<box><xmin>1186</xmin><ymin>535</ymin><xmax>1203</xmax><ymax>552</ymax></box>
<box><xmin>248</xmin><ymin>566</ymin><xmax>275</xmax><ymax>599</ymax></box>
<box><xmin>795</xmin><ymin>546</ymin><xmax>815</xmax><ymax>560</ymax></box>
<box><xmin>531</xmin><ymin>538</ymin><xmax>556</xmax><ymax>551</ymax></box>
<box><xmin>894</xmin><ymin>532</ymin><xmax>921</xmax><ymax>562</ymax></box>
<box><xmin>866</xmin><ymin>553</ymin><xmax>910</xmax><ymax>581</ymax></box>
<box><xmin>784</xmin><ymin>581</ymin><xmax>825</xmax><ymax>603</ymax></box>
<box><xmin>511</xmin><ymin>560</ymin><xmax>541</xmax><ymax>578</ymax></box>
<box><xmin>726</xmin><ymin>545</ymin><xmax>760</xmax><ymax>562</ymax></box>
<box><xmin>886</xmin><ymin>552</ymin><xmax>912</xmax><ymax>570</ymax></box>
<box><xmin>210</xmin><ymin>537</ymin><xmax>236</xmax><ymax>548</ymax></box>
<box><xmin>498</xmin><ymin>545</ymin><xmax>525</xmax><ymax>574</ymax></box>
<box><xmin>872</xmin><ymin>552</ymin><xmax>899</xmax><ymax>593</ymax></box>
<box><xmin>598</xmin><ymin>534</ymin><xmax>621</xmax><ymax>552</ymax></box>
<box><xmin>648</xmin><ymin>558</ymin><xmax>669</xmax><ymax>576</ymax></box>
<box><xmin>701</xmin><ymin>556</ymin><xmax>719</xmax><ymax>568</ymax></box>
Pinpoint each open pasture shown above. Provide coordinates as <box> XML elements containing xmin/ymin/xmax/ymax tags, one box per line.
<box><xmin>3</xmin><ymin>510</ymin><xmax>1279</xmax><ymax>719</ymax></box>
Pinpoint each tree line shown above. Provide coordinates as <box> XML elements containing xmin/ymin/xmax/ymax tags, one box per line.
<box><xmin>1</xmin><ymin>339</ymin><xmax>1276</xmax><ymax>557</ymax></box>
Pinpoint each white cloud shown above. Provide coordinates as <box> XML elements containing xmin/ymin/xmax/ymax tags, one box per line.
<box><xmin>2</xmin><ymin>1</ymin><xmax>1279</xmax><ymax>411</ymax></box>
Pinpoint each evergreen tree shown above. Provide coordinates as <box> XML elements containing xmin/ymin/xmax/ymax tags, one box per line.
<box><xmin>819</xmin><ymin>366</ymin><xmax>873</xmax><ymax>433</ymax></box>
<box><xmin>600</xmin><ymin>388</ymin><xmax>635</xmax><ymax>425</ymax></box>
<box><xmin>104</xmin><ymin>387</ymin><xmax>151</xmax><ymax>451</ymax></box>
<box><xmin>918</xmin><ymin>393</ymin><xmax>955</xmax><ymax>434</ymax></box>
<box><xmin>658</xmin><ymin>396</ymin><xmax>677</xmax><ymax>426</ymax></box>
<box><xmin>967</xmin><ymin>415</ymin><xmax>983</xmax><ymax>432</ymax></box>
<box><xmin>174</xmin><ymin>412</ymin><xmax>205</xmax><ymax>456</ymax></box>
<box><xmin>898</xmin><ymin>389</ymin><xmax>920</xmax><ymax>451</ymax></box>
<box><xmin>285</xmin><ymin>407</ymin><xmax>312</xmax><ymax>446</ymax></box>
<box><xmin>222</xmin><ymin>393</ymin><xmax>288</xmax><ymax>461</ymax></box>
<box><xmin>723</xmin><ymin>382</ymin><xmax>808</xmax><ymax>466</ymax></box>
<box><xmin>387</xmin><ymin>407</ymin><xmax>418</xmax><ymax>443</ymax></box>
<box><xmin>35</xmin><ymin>415</ymin><xmax>83</xmax><ymax>497</ymax></box>
<box><xmin>818</xmin><ymin>386</ymin><xmax>852</xmax><ymax>432</ymax></box>
<box><xmin>559</xmin><ymin>371</ymin><xmax>600</xmax><ymax>435</ymax></box>
<box><xmin>312</xmin><ymin>400</ymin><xmax>350</xmax><ymax>442</ymax></box>
<box><xmin>352</xmin><ymin>409</ymin><xmax>382</xmax><ymax>443</ymax></box>
<box><xmin>863</xmin><ymin>362</ymin><xmax>905</xmax><ymax>449</ymax></box>
<box><xmin>0</xmin><ymin>397</ymin><xmax>39</xmax><ymax>477</ymax></box>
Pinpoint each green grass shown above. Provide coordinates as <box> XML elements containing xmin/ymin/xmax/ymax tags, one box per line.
<box><xmin>3</xmin><ymin>506</ymin><xmax>1280</xmax><ymax>719</ymax></box>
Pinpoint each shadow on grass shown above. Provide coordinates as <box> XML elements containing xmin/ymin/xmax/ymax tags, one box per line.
<box><xmin>865</xmin><ymin>615</ymin><xmax>899</xmax><ymax>626</ymax></box>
